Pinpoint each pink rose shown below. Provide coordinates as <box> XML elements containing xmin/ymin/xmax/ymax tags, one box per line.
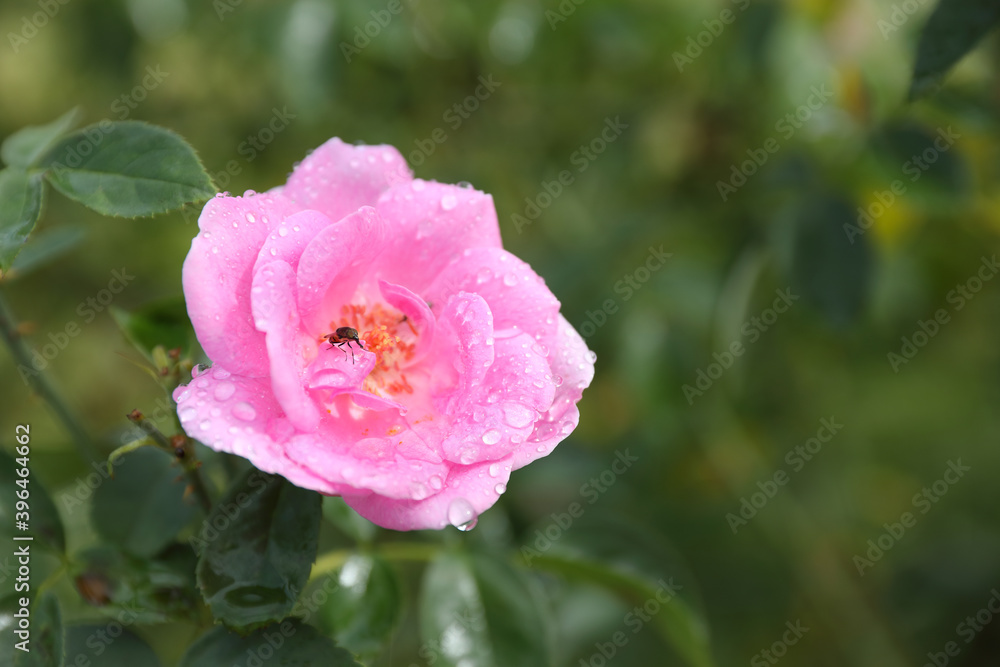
<box><xmin>173</xmin><ymin>138</ymin><xmax>595</xmax><ymax>530</ymax></box>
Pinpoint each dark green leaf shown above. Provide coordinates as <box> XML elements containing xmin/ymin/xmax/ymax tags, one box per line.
<box><xmin>180</xmin><ymin>620</ymin><xmax>361</xmax><ymax>667</ymax></box>
<box><xmin>91</xmin><ymin>446</ymin><xmax>197</xmax><ymax>558</ymax></box>
<box><xmin>6</xmin><ymin>226</ymin><xmax>86</xmax><ymax>281</ymax></box>
<box><xmin>421</xmin><ymin>550</ymin><xmax>554</xmax><ymax>667</ymax></box>
<box><xmin>790</xmin><ymin>194</ymin><xmax>873</xmax><ymax>328</ymax></box>
<box><xmin>72</xmin><ymin>544</ymin><xmax>201</xmax><ymax>624</ymax></box>
<box><xmin>316</xmin><ymin>554</ymin><xmax>400</xmax><ymax>658</ymax></box>
<box><xmin>19</xmin><ymin>593</ymin><xmax>63</xmax><ymax>667</ymax></box>
<box><xmin>39</xmin><ymin>121</ymin><xmax>215</xmax><ymax>218</ymax></box>
<box><xmin>111</xmin><ymin>296</ymin><xmax>199</xmax><ymax>364</ymax></box>
<box><xmin>0</xmin><ymin>169</ymin><xmax>44</xmax><ymax>275</ymax></box>
<box><xmin>196</xmin><ymin>470</ymin><xmax>321</xmax><ymax>633</ymax></box>
<box><xmin>527</xmin><ymin>519</ymin><xmax>713</xmax><ymax>667</ymax></box>
<box><xmin>1</xmin><ymin>108</ymin><xmax>81</xmax><ymax>168</ymax></box>
<box><xmin>910</xmin><ymin>0</ymin><xmax>1000</xmax><ymax>99</ymax></box>
<box><xmin>322</xmin><ymin>496</ymin><xmax>377</xmax><ymax>543</ymax></box>
<box><xmin>64</xmin><ymin>625</ymin><xmax>161</xmax><ymax>667</ymax></box>
<box><xmin>0</xmin><ymin>448</ymin><xmax>65</xmax><ymax>553</ymax></box>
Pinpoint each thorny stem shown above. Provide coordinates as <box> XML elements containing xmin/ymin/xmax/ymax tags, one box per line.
<box><xmin>126</xmin><ymin>410</ymin><xmax>213</xmax><ymax>514</ymax></box>
<box><xmin>0</xmin><ymin>289</ymin><xmax>100</xmax><ymax>461</ymax></box>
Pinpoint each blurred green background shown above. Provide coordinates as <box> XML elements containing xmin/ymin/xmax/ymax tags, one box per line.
<box><xmin>3</xmin><ymin>0</ymin><xmax>1000</xmax><ymax>665</ymax></box>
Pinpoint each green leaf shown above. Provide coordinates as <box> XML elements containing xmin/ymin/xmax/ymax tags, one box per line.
<box><xmin>72</xmin><ymin>544</ymin><xmax>201</xmax><ymax>624</ymax></box>
<box><xmin>421</xmin><ymin>550</ymin><xmax>555</xmax><ymax>667</ymax></box>
<box><xmin>527</xmin><ymin>519</ymin><xmax>713</xmax><ymax>667</ymax></box>
<box><xmin>322</xmin><ymin>496</ymin><xmax>377</xmax><ymax>543</ymax></box>
<box><xmin>790</xmin><ymin>193</ymin><xmax>873</xmax><ymax>328</ymax></box>
<box><xmin>1</xmin><ymin>108</ymin><xmax>81</xmax><ymax>168</ymax></box>
<box><xmin>0</xmin><ymin>448</ymin><xmax>65</xmax><ymax>553</ymax></box>
<box><xmin>316</xmin><ymin>554</ymin><xmax>400</xmax><ymax>658</ymax></box>
<box><xmin>6</xmin><ymin>226</ymin><xmax>86</xmax><ymax>281</ymax></box>
<box><xmin>64</xmin><ymin>625</ymin><xmax>161</xmax><ymax>667</ymax></box>
<box><xmin>910</xmin><ymin>0</ymin><xmax>1000</xmax><ymax>99</ymax></box>
<box><xmin>20</xmin><ymin>593</ymin><xmax>64</xmax><ymax>667</ymax></box>
<box><xmin>39</xmin><ymin>121</ymin><xmax>216</xmax><ymax>218</ymax></box>
<box><xmin>91</xmin><ymin>446</ymin><xmax>197</xmax><ymax>558</ymax></box>
<box><xmin>180</xmin><ymin>620</ymin><xmax>361</xmax><ymax>667</ymax></box>
<box><xmin>196</xmin><ymin>470</ymin><xmax>321</xmax><ymax>633</ymax></box>
<box><xmin>111</xmin><ymin>296</ymin><xmax>199</xmax><ymax>364</ymax></box>
<box><xmin>0</xmin><ymin>168</ymin><xmax>44</xmax><ymax>275</ymax></box>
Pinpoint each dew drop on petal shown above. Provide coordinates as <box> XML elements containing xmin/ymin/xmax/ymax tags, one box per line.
<box><xmin>448</xmin><ymin>498</ymin><xmax>478</xmax><ymax>531</ymax></box>
<box><xmin>176</xmin><ymin>387</ymin><xmax>191</xmax><ymax>403</ymax></box>
<box><xmin>232</xmin><ymin>402</ymin><xmax>256</xmax><ymax>421</ymax></box>
<box><xmin>278</xmin><ymin>226</ymin><xmax>289</xmax><ymax>237</ymax></box>
<box><xmin>179</xmin><ymin>407</ymin><xmax>196</xmax><ymax>422</ymax></box>
<box><xmin>494</xmin><ymin>483</ymin><xmax>507</xmax><ymax>494</ymax></box>
<box><xmin>199</xmin><ymin>420</ymin><xmax>211</xmax><ymax>431</ymax></box>
<box><xmin>503</xmin><ymin>273</ymin><xmax>517</xmax><ymax>287</ymax></box>
<box><xmin>502</xmin><ymin>403</ymin><xmax>535</xmax><ymax>428</ymax></box>
<box><xmin>412</xmin><ymin>180</ymin><xmax>425</xmax><ymax>191</ymax></box>
<box><xmin>488</xmin><ymin>463</ymin><xmax>499</xmax><ymax>477</ymax></box>
<box><xmin>476</xmin><ymin>267</ymin><xmax>492</xmax><ymax>284</ymax></box>
<box><xmin>441</xmin><ymin>194</ymin><xmax>457</xmax><ymax>210</ymax></box>
<box><xmin>482</xmin><ymin>429</ymin><xmax>501</xmax><ymax>445</ymax></box>
<box><xmin>429</xmin><ymin>475</ymin><xmax>443</xmax><ymax>491</ymax></box>
<box><xmin>586</xmin><ymin>351</ymin><xmax>598</xmax><ymax>363</ymax></box>
<box><xmin>213</xmin><ymin>382</ymin><xmax>236</xmax><ymax>401</ymax></box>
<box><xmin>553</xmin><ymin>374</ymin><xmax>564</xmax><ymax>387</ymax></box>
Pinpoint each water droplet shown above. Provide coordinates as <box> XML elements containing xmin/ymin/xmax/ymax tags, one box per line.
<box><xmin>243</xmin><ymin>189</ymin><xmax>257</xmax><ymax>197</ymax></box>
<box><xmin>476</xmin><ymin>268</ymin><xmax>492</xmax><ymax>284</ymax></box>
<box><xmin>511</xmin><ymin>433</ymin><xmax>524</xmax><ymax>444</ymax></box>
<box><xmin>214</xmin><ymin>382</ymin><xmax>236</xmax><ymax>401</ymax></box>
<box><xmin>199</xmin><ymin>420</ymin><xmax>211</xmax><ymax>431</ymax></box>
<box><xmin>458</xmin><ymin>181</ymin><xmax>473</xmax><ymax>189</ymax></box>
<box><xmin>472</xmin><ymin>407</ymin><xmax>486</xmax><ymax>423</ymax></box>
<box><xmin>502</xmin><ymin>403</ymin><xmax>535</xmax><ymax>428</ymax></box>
<box><xmin>278</xmin><ymin>226</ymin><xmax>289</xmax><ymax>237</ymax></box>
<box><xmin>179</xmin><ymin>407</ymin><xmax>196</xmax><ymax>422</ymax></box>
<box><xmin>488</xmin><ymin>463</ymin><xmax>499</xmax><ymax>477</ymax></box>
<box><xmin>586</xmin><ymin>351</ymin><xmax>597</xmax><ymax>363</ymax></box>
<box><xmin>270</xmin><ymin>248</ymin><xmax>277</xmax><ymax>256</ymax></box>
<box><xmin>211</xmin><ymin>246</ymin><xmax>219</xmax><ymax>254</ymax></box>
<box><xmin>441</xmin><ymin>194</ymin><xmax>457</xmax><ymax>210</ymax></box>
<box><xmin>412</xmin><ymin>180</ymin><xmax>425</xmax><ymax>191</ymax></box>
<box><xmin>482</xmin><ymin>429</ymin><xmax>501</xmax><ymax>445</ymax></box>
<box><xmin>448</xmin><ymin>498</ymin><xmax>478</xmax><ymax>531</ymax></box>
<box><xmin>494</xmin><ymin>483</ymin><xmax>507</xmax><ymax>494</ymax></box>
<box><xmin>214</xmin><ymin>192</ymin><xmax>226</xmax><ymax>198</ymax></box>
<box><xmin>429</xmin><ymin>475</ymin><xmax>443</xmax><ymax>490</ymax></box>
<box><xmin>176</xmin><ymin>387</ymin><xmax>191</xmax><ymax>402</ymax></box>
<box><xmin>232</xmin><ymin>402</ymin><xmax>256</xmax><ymax>421</ymax></box>
<box><xmin>292</xmin><ymin>225</ymin><xmax>300</xmax><ymax>232</ymax></box>
<box><xmin>503</xmin><ymin>273</ymin><xmax>517</xmax><ymax>287</ymax></box>
<box><xmin>553</xmin><ymin>374</ymin><xmax>564</xmax><ymax>387</ymax></box>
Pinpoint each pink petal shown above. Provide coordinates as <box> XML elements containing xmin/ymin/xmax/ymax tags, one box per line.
<box><xmin>251</xmin><ymin>260</ymin><xmax>320</xmax><ymax>432</ymax></box>
<box><xmin>296</xmin><ymin>206</ymin><xmax>386</xmax><ymax>334</ymax></box>
<box><xmin>254</xmin><ymin>209</ymin><xmax>336</xmax><ymax>275</ymax></box>
<box><xmin>510</xmin><ymin>315</ymin><xmax>595</xmax><ymax>470</ymax></box>
<box><xmin>183</xmin><ymin>192</ymin><xmax>299</xmax><ymax>377</ymax></box>
<box><xmin>343</xmin><ymin>456</ymin><xmax>514</xmax><ymax>531</ymax></box>
<box><xmin>427</xmin><ymin>292</ymin><xmax>494</xmax><ymax>418</ymax></box>
<box><xmin>378</xmin><ymin>279</ymin><xmax>436</xmax><ymax>365</ymax></box>
<box><xmin>426</xmin><ymin>247</ymin><xmax>561</xmax><ymax>345</ymax></box>
<box><xmin>283</xmin><ymin>138</ymin><xmax>411</xmax><ymax>223</ymax></box>
<box><xmin>172</xmin><ymin>368</ymin><xmax>344</xmax><ymax>494</ymax></box>
<box><xmin>371</xmin><ymin>180</ymin><xmax>502</xmax><ymax>294</ymax></box>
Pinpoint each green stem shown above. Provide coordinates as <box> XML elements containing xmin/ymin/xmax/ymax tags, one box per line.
<box><xmin>126</xmin><ymin>411</ymin><xmax>213</xmax><ymax>514</ymax></box>
<box><xmin>309</xmin><ymin>541</ymin><xmax>440</xmax><ymax>583</ymax></box>
<box><xmin>0</xmin><ymin>289</ymin><xmax>99</xmax><ymax>461</ymax></box>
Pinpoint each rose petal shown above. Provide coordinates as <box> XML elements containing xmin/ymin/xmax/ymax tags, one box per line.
<box><xmin>296</xmin><ymin>206</ymin><xmax>386</xmax><ymax>334</ymax></box>
<box><xmin>254</xmin><ymin>209</ymin><xmax>336</xmax><ymax>275</ymax></box>
<box><xmin>372</xmin><ymin>180</ymin><xmax>502</xmax><ymax>293</ymax></box>
<box><xmin>283</xmin><ymin>138</ymin><xmax>411</xmax><ymax>222</ymax></box>
<box><xmin>252</xmin><ymin>260</ymin><xmax>320</xmax><ymax>432</ymax></box>
<box><xmin>183</xmin><ymin>192</ymin><xmax>299</xmax><ymax>377</ymax></box>
<box><xmin>343</xmin><ymin>456</ymin><xmax>514</xmax><ymax>531</ymax></box>
<box><xmin>511</xmin><ymin>315</ymin><xmax>595</xmax><ymax>469</ymax></box>
<box><xmin>378</xmin><ymin>279</ymin><xmax>436</xmax><ymax>365</ymax></box>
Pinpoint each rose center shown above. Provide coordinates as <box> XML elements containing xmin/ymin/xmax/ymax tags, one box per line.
<box><xmin>330</xmin><ymin>302</ymin><xmax>418</xmax><ymax>396</ymax></box>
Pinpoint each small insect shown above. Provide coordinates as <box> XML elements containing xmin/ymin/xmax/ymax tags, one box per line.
<box><xmin>323</xmin><ymin>326</ymin><xmax>365</xmax><ymax>364</ymax></box>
